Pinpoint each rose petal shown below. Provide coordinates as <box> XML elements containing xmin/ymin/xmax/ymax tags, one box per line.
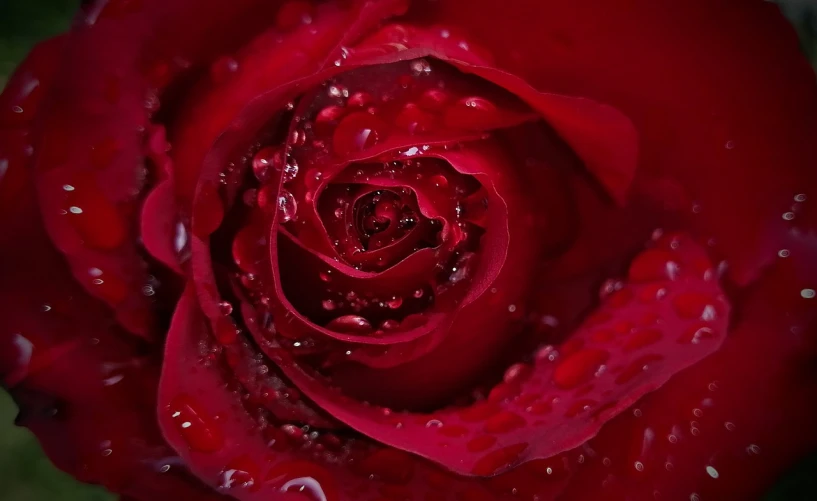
<box><xmin>160</xmin><ymin>288</ymin><xmax>510</xmax><ymax>501</ymax></box>
<box><xmin>172</xmin><ymin>0</ymin><xmax>411</xmax><ymax>351</ymax></box>
<box><xmin>273</xmin><ymin>230</ymin><xmax>445</xmax><ymax>342</ymax></box>
<box><xmin>141</xmin><ymin>179</ymin><xmax>185</xmax><ymax>272</ymax></box>
<box><xmin>267</xmin><ymin>232</ymin><xmax>728</xmax><ymax>475</ymax></box>
<box><xmin>0</xmin><ymin>82</ymin><xmax>223</xmax><ymax>499</ymax></box>
<box><xmin>407</xmin><ymin>0</ymin><xmax>817</xmax><ymax>284</ymax></box>
<box><xmin>561</xmin><ymin>232</ymin><xmax>817</xmax><ymax>499</ymax></box>
<box><xmin>350</xmin><ymin>23</ymin><xmax>639</xmax><ymax>206</ymax></box>
<box><xmin>30</xmin><ymin>19</ymin><xmax>156</xmax><ymax>339</ymax></box>
<box><xmin>5</xmin><ymin>2</ymin><xmax>815</xmax><ymax>501</ymax></box>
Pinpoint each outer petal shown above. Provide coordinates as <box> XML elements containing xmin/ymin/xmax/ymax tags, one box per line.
<box><xmin>561</xmin><ymin>231</ymin><xmax>817</xmax><ymax>500</ymax></box>
<box><xmin>399</xmin><ymin>0</ymin><xmax>817</xmax><ymax>496</ymax></box>
<box><xmin>0</xmin><ymin>39</ymin><xmax>224</xmax><ymax>500</ymax></box>
<box><xmin>269</xmin><ymin>233</ymin><xmax>730</xmax><ymax>476</ymax></box>
<box><xmin>346</xmin><ymin>23</ymin><xmax>640</xmax><ymax>206</ymax></box>
<box><xmin>159</xmin><ymin>288</ymin><xmax>519</xmax><ymax>501</ymax></box>
<box><xmin>408</xmin><ymin>0</ymin><xmax>817</xmax><ymax>284</ymax></box>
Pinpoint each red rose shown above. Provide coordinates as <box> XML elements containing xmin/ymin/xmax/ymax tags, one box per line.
<box><xmin>1</xmin><ymin>1</ymin><xmax>816</xmax><ymax>499</ymax></box>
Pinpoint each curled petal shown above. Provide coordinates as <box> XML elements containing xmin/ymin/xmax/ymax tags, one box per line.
<box><xmin>269</xmin><ymin>234</ymin><xmax>729</xmax><ymax>475</ymax></box>
<box><xmin>160</xmin><ymin>288</ymin><xmax>507</xmax><ymax>501</ymax></box>
<box><xmin>563</xmin><ymin>231</ymin><xmax>817</xmax><ymax>499</ymax></box>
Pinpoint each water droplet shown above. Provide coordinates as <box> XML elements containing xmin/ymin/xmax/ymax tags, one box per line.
<box><xmin>503</xmin><ymin>363</ymin><xmax>531</xmax><ymax>384</ymax></box>
<box><xmin>332</xmin><ymin>112</ymin><xmax>386</xmax><ymax>155</ymax></box>
<box><xmin>678</xmin><ymin>325</ymin><xmax>716</xmax><ymax>344</ymax></box>
<box><xmin>444</xmin><ymin>96</ymin><xmax>498</xmax><ymax>130</ymax></box>
<box><xmin>448</xmin><ymin>252</ymin><xmax>476</xmax><ymax>284</ymax></box>
<box><xmin>782</xmin><ymin>212</ymin><xmax>795</xmax><ymax>221</ymax></box>
<box><xmin>218</xmin><ymin>457</ymin><xmax>258</xmax><ymax>490</ymax></box>
<box><xmin>380</xmin><ymin>319</ymin><xmax>399</xmax><ymax>330</ymax></box>
<box><xmin>326</xmin><ymin>315</ymin><xmax>373</xmax><ymax>334</ymax></box>
<box><xmin>348</xmin><ymin>91</ymin><xmax>373</xmax><ymax>108</ymax></box>
<box><xmin>535</xmin><ymin>344</ymin><xmax>558</xmax><ymax>362</ymax></box>
<box><xmin>168</xmin><ymin>395</ymin><xmax>224</xmax><ymax>452</ymax></box>
<box><xmin>327</xmin><ymin>84</ymin><xmax>347</xmax><ymax>99</ymax></box>
<box><xmin>314</xmin><ymin>105</ymin><xmax>346</xmax><ymax>134</ymax></box>
<box><xmin>386</xmin><ymin>296</ymin><xmax>403</xmax><ymax>309</ymax></box>
<box><xmin>410</xmin><ymin>58</ymin><xmax>432</xmax><ymax>75</ymax></box>
<box><xmin>321</xmin><ymin>299</ymin><xmax>336</xmax><ymax>311</ymax></box>
<box><xmin>232</xmin><ymin>224</ymin><xmax>267</xmax><ymax>272</ymax></box>
<box><xmin>483</xmin><ymin>411</ymin><xmax>525</xmax><ymax>434</ymax></box>
<box><xmin>552</xmin><ymin>349</ymin><xmax>610</xmax><ymax>389</ymax></box>
<box><xmin>278</xmin><ymin>190</ymin><xmax>298</xmax><ymax>223</ymax></box>
<box><xmin>429</xmin><ymin>174</ymin><xmax>449</xmax><ymax>189</ymax></box>
<box><xmin>290</xmin><ymin>128</ymin><xmax>306</xmax><ymax>146</ymax></box>
<box><xmin>706</xmin><ymin>466</ymin><xmax>719</xmax><ymax>479</ymax></box>
<box><xmin>394</xmin><ymin>103</ymin><xmax>434</xmax><ymax>134</ymax></box>
<box><xmin>801</xmin><ymin>289</ymin><xmax>815</xmax><ymax>299</ymax></box>
<box><xmin>174</xmin><ymin>222</ymin><xmax>189</xmax><ymax>255</ymax></box>
<box><xmin>635</xmin><ymin>461</ymin><xmax>644</xmax><ymax>472</ymax></box>
<box><xmin>794</xmin><ymin>193</ymin><xmax>807</xmax><ymax>202</ymax></box>
<box><xmin>418</xmin><ymin>88</ymin><xmax>449</xmax><ymax>110</ymax></box>
<box><xmin>279</xmin><ymin>476</ymin><xmax>329</xmax><ymax>500</ymax></box>
<box><xmin>413</xmin><ymin>289</ymin><xmax>424</xmax><ymax>298</ymax></box>
<box><xmin>218</xmin><ymin>301</ymin><xmax>233</xmax><ymax>316</ymax></box>
<box><xmin>81</xmin><ymin>267</ymin><xmax>128</xmax><ymax>304</ymax></box>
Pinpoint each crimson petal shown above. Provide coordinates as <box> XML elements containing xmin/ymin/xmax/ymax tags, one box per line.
<box><xmin>268</xmin><ymin>232</ymin><xmax>729</xmax><ymax>475</ymax></box>
<box><xmin>562</xmin><ymin>232</ymin><xmax>817</xmax><ymax>500</ymax></box>
<box><xmin>160</xmin><ymin>288</ymin><xmax>513</xmax><ymax>501</ymax></box>
<box><xmin>0</xmin><ymin>49</ymin><xmax>224</xmax><ymax>497</ymax></box>
<box><xmin>348</xmin><ymin>23</ymin><xmax>639</xmax><ymax>206</ymax></box>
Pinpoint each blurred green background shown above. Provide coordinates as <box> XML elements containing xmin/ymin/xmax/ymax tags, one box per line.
<box><xmin>0</xmin><ymin>0</ymin><xmax>816</xmax><ymax>499</ymax></box>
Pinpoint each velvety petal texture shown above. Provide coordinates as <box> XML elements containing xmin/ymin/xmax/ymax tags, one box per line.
<box><xmin>1</xmin><ymin>1</ymin><xmax>816</xmax><ymax>501</ymax></box>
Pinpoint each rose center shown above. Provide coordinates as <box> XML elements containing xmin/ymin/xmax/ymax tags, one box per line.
<box><xmin>353</xmin><ymin>189</ymin><xmax>418</xmax><ymax>250</ymax></box>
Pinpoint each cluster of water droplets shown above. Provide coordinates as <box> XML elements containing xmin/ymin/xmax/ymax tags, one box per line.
<box><xmin>251</xmin><ymin>144</ymin><xmax>300</xmax><ymax>223</ymax></box>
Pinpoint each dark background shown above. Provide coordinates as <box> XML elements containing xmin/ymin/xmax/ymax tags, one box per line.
<box><xmin>0</xmin><ymin>0</ymin><xmax>815</xmax><ymax>499</ymax></box>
